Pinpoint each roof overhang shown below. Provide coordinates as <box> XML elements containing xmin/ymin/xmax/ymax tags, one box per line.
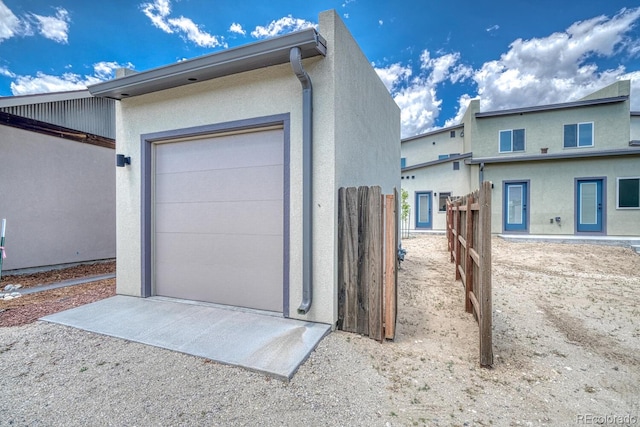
<box><xmin>88</xmin><ymin>29</ymin><xmax>327</xmax><ymax>100</ymax></box>
<box><xmin>0</xmin><ymin>90</ymin><xmax>91</xmax><ymax>108</ymax></box>
<box><xmin>402</xmin><ymin>153</ymin><xmax>472</xmax><ymax>172</ymax></box>
<box><xmin>475</xmin><ymin>95</ymin><xmax>628</xmax><ymax>118</ymax></box>
<box><xmin>466</xmin><ymin>148</ymin><xmax>640</xmax><ymax>165</ymax></box>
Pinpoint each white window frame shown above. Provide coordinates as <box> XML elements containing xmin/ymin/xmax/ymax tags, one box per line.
<box><xmin>499</xmin><ymin>129</ymin><xmax>526</xmax><ymax>153</ymax></box>
<box><xmin>616</xmin><ymin>176</ymin><xmax>640</xmax><ymax>209</ymax></box>
<box><xmin>563</xmin><ymin>122</ymin><xmax>594</xmax><ymax>148</ymax></box>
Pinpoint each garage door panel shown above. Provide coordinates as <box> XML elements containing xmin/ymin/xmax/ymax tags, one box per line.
<box><xmin>155</xmin><ymin>200</ymin><xmax>283</xmax><ymax>235</ymax></box>
<box><xmin>156</xmin><ymin>130</ymin><xmax>283</xmax><ymax>175</ymax></box>
<box><xmin>155</xmin><ymin>233</ymin><xmax>283</xmax><ymax>311</ymax></box>
<box><xmin>155</xmin><ymin>165</ymin><xmax>283</xmax><ymax>204</ymax></box>
<box><xmin>153</xmin><ymin>128</ymin><xmax>285</xmax><ymax>313</ymax></box>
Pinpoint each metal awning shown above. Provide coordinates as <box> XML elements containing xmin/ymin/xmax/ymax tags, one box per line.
<box><xmin>88</xmin><ymin>29</ymin><xmax>327</xmax><ymax>100</ymax></box>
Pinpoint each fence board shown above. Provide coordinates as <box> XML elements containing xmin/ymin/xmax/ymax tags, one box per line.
<box><xmin>384</xmin><ymin>193</ymin><xmax>397</xmax><ymax>340</ymax></box>
<box><xmin>338</xmin><ymin>187</ymin><xmax>360</xmax><ymax>333</ymax></box>
<box><xmin>478</xmin><ymin>181</ymin><xmax>494</xmax><ymax>367</ymax></box>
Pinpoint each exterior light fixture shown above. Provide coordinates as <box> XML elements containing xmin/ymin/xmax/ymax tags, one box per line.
<box><xmin>116</xmin><ymin>154</ymin><xmax>131</xmax><ymax>167</ymax></box>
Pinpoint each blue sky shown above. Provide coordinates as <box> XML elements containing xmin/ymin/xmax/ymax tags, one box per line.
<box><xmin>1</xmin><ymin>0</ymin><xmax>640</xmax><ymax>137</ymax></box>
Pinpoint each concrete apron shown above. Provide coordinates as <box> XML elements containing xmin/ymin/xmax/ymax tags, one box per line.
<box><xmin>41</xmin><ymin>295</ymin><xmax>331</xmax><ymax>380</ymax></box>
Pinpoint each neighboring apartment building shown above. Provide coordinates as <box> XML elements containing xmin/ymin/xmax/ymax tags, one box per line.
<box><xmin>401</xmin><ymin>80</ymin><xmax>640</xmax><ymax>237</ymax></box>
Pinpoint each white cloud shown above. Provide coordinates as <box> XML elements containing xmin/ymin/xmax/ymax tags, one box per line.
<box><xmin>375</xmin><ymin>63</ymin><xmax>412</xmax><ymax>92</ymax></box>
<box><xmin>377</xmin><ymin>50</ymin><xmax>472</xmax><ymax>137</ymax></box>
<box><xmin>251</xmin><ymin>15</ymin><xmax>316</xmax><ymax>39</ymax></box>
<box><xmin>31</xmin><ymin>7</ymin><xmax>70</xmax><ymax>43</ymax></box>
<box><xmin>140</xmin><ymin>0</ymin><xmax>226</xmax><ymax>48</ymax></box>
<box><xmin>0</xmin><ymin>66</ymin><xmax>15</xmax><ymax>78</ymax></box>
<box><xmin>8</xmin><ymin>61</ymin><xmax>135</xmax><ymax>95</ymax></box>
<box><xmin>0</xmin><ymin>1</ymin><xmax>22</xmax><ymax>41</ymax></box>
<box><xmin>381</xmin><ymin>7</ymin><xmax>640</xmax><ymax>138</ymax></box>
<box><xmin>468</xmin><ymin>7</ymin><xmax>640</xmax><ymax>114</ymax></box>
<box><xmin>486</xmin><ymin>24</ymin><xmax>499</xmax><ymax>33</ymax></box>
<box><xmin>344</xmin><ymin>13</ymin><xmax>349</xmax><ymax>19</ymax></box>
<box><xmin>0</xmin><ymin>2</ymin><xmax>70</xmax><ymax>44</ymax></box>
<box><xmin>378</xmin><ymin>20</ymin><xmax>383</xmax><ymax>26</ymax></box>
<box><xmin>229</xmin><ymin>22</ymin><xmax>245</xmax><ymax>35</ymax></box>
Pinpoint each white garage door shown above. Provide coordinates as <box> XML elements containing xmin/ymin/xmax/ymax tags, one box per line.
<box><xmin>153</xmin><ymin>128</ymin><xmax>284</xmax><ymax>312</ymax></box>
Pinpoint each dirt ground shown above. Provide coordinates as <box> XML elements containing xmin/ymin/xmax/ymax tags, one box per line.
<box><xmin>366</xmin><ymin>234</ymin><xmax>640</xmax><ymax>425</ymax></box>
<box><xmin>1</xmin><ymin>237</ymin><xmax>639</xmax><ymax>425</ymax></box>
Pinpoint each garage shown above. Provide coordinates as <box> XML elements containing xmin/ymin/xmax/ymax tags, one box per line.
<box><xmin>152</xmin><ymin>127</ymin><xmax>286</xmax><ymax>313</ymax></box>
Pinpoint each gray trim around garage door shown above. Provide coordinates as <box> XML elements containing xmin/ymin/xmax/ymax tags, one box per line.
<box><xmin>140</xmin><ymin>113</ymin><xmax>291</xmax><ymax>316</ymax></box>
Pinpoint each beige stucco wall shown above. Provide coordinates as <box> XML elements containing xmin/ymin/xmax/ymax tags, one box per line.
<box><xmin>0</xmin><ymin>125</ymin><xmax>115</xmax><ymax>270</ymax></box>
<box><xmin>631</xmin><ymin>115</ymin><xmax>640</xmax><ymax>141</ymax></box>
<box><xmin>401</xmin><ymin>126</ymin><xmax>464</xmax><ymax>168</ymax></box>
<box><xmin>484</xmin><ymin>157</ymin><xmax>640</xmax><ymax>236</ymax></box>
<box><xmin>401</xmin><ymin>160</ymin><xmax>471</xmax><ymax>231</ymax></box>
<box><xmin>473</xmin><ymin>101</ymin><xmax>631</xmax><ymax>159</ymax></box>
<box><xmin>113</xmin><ymin>10</ymin><xmax>398</xmax><ymax>326</ymax></box>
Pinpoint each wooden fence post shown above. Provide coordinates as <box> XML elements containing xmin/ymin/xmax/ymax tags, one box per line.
<box><xmin>338</xmin><ymin>187</ymin><xmax>359</xmax><ymax>333</ymax></box>
<box><xmin>478</xmin><ymin>181</ymin><xmax>493</xmax><ymax>367</ymax></box>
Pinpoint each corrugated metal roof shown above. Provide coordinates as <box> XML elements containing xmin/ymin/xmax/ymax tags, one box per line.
<box><xmin>88</xmin><ymin>28</ymin><xmax>327</xmax><ymax>100</ymax></box>
<box><xmin>0</xmin><ymin>90</ymin><xmax>115</xmax><ymax>139</ymax></box>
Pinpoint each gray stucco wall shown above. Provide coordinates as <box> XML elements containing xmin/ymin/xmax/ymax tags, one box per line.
<box><xmin>0</xmin><ymin>125</ymin><xmax>116</xmax><ymax>270</ymax></box>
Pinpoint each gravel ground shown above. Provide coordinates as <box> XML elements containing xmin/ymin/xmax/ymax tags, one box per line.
<box><xmin>1</xmin><ymin>235</ymin><xmax>639</xmax><ymax>426</ymax></box>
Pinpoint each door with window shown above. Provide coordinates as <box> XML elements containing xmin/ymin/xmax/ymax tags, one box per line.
<box><xmin>503</xmin><ymin>182</ymin><xmax>528</xmax><ymax>232</ymax></box>
<box><xmin>415</xmin><ymin>191</ymin><xmax>432</xmax><ymax>228</ymax></box>
<box><xmin>576</xmin><ymin>179</ymin><xmax>604</xmax><ymax>233</ymax></box>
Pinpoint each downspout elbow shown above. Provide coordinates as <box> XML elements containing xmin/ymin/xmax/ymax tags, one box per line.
<box><xmin>290</xmin><ymin>47</ymin><xmax>313</xmax><ymax>315</ymax></box>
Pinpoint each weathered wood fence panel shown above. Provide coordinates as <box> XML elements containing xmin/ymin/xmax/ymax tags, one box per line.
<box><xmin>446</xmin><ymin>181</ymin><xmax>493</xmax><ymax>367</ymax></box>
<box><xmin>338</xmin><ymin>186</ymin><xmax>398</xmax><ymax>341</ymax></box>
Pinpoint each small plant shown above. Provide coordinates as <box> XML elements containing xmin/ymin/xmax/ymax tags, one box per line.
<box><xmin>79</xmin><ymin>366</ymin><xmax>88</xmax><ymax>372</ymax></box>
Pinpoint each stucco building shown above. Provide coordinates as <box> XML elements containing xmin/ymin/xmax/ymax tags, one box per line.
<box><xmin>401</xmin><ymin>80</ymin><xmax>640</xmax><ymax>237</ymax></box>
<box><xmin>88</xmin><ymin>10</ymin><xmax>400</xmax><ymax>326</ymax></box>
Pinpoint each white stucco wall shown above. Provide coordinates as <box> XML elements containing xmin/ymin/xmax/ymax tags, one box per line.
<box><xmin>401</xmin><ymin>160</ymin><xmax>472</xmax><ymax>231</ymax></box>
<box><xmin>113</xmin><ymin>10</ymin><xmax>398</xmax><ymax>326</ymax></box>
<box><xmin>484</xmin><ymin>157</ymin><xmax>640</xmax><ymax>236</ymax></box>
<box><xmin>0</xmin><ymin>125</ymin><xmax>115</xmax><ymax>270</ymax></box>
<box><xmin>401</xmin><ymin>126</ymin><xmax>464</xmax><ymax>168</ymax></box>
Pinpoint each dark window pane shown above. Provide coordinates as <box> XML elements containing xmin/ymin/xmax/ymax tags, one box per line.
<box><xmin>513</xmin><ymin>129</ymin><xmax>525</xmax><ymax>151</ymax></box>
<box><xmin>619</xmin><ymin>178</ymin><xmax>640</xmax><ymax>208</ymax></box>
<box><xmin>453</xmin><ymin>161</ymin><xmax>460</xmax><ymax>170</ymax></box>
<box><xmin>438</xmin><ymin>192</ymin><xmax>451</xmax><ymax>212</ymax></box>
<box><xmin>564</xmin><ymin>124</ymin><xmax>577</xmax><ymax>147</ymax></box>
<box><xmin>499</xmin><ymin>130</ymin><xmax>512</xmax><ymax>152</ymax></box>
<box><xmin>578</xmin><ymin>123</ymin><xmax>593</xmax><ymax>146</ymax></box>
<box><xmin>450</xmin><ymin>130</ymin><xmax>455</xmax><ymax>138</ymax></box>
<box><xmin>401</xmin><ymin>157</ymin><xmax>406</xmax><ymax>168</ymax></box>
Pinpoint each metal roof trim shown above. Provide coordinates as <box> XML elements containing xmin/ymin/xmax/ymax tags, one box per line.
<box><xmin>401</xmin><ymin>123</ymin><xmax>464</xmax><ymax>143</ymax></box>
<box><xmin>88</xmin><ymin>29</ymin><xmax>327</xmax><ymax>100</ymax></box>
<box><xmin>401</xmin><ymin>153</ymin><xmax>472</xmax><ymax>172</ymax></box>
<box><xmin>475</xmin><ymin>95</ymin><xmax>628</xmax><ymax>118</ymax></box>
<box><xmin>0</xmin><ymin>90</ymin><xmax>92</xmax><ymax>108</ymax></box>
<box><xmin>466</xmin><ymin>148</ymin><xmax>640</xmax><ymax>164</ymax></box>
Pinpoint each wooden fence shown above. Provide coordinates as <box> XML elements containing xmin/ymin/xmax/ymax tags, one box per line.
<box><xmin>446</xmin><ymin>181</ymin><xmax>493</xmax><ymax>367</ymax></box>
<box><xmin>337</xmin><ymin>186</ymin><xmax>398</xmax><ymax>341</ymax></box>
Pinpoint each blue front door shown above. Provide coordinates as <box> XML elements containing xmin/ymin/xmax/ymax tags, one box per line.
<box><xmin>577</xmin><ymin>179</ymin><xmax>603</xmax><ymax>233</ymax></box>
<box><xmin>504</xmin><ymin>182</ymin><xmax>528</xmax><ymax>232</ymax></box>
<box><xmin>415</xmin><ymin>191</ymin><xmax>432</xmax><ymax>228</ymax></box>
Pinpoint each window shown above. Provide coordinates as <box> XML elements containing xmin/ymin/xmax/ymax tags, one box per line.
<box><xmin>438</xmin><ymin>192</ymin><xmax>451</xmax><ymax>212</ymax></box>
<box><xmin>499</xmin><ymin>129</ymin><xmax>525</xmax><ymax>153</ymax></box>
<box><xmin>453</xmin><ymin>161</ymin><xmax>460</xmax><ymax>170</ymax></box>
<box><xmin>401</xmin><ymin>157</ymin><xmax>406</xmax><ymax>169</ymax></box>
<box><xmin>564</xmin><ymin>122</ymin><xmax>593</xmax><ymax>148</ymax></box>
<box><xmin>450</xmin><ymin>130</ymin><xmax>456</xmax><ymax>138</ymax></box>
<box><xmin>617</xmin><ymin>177</ymin><xmax>640</xmax><ymax>209</ymax></box>
<box><xmin>438</xmin><ymin>154</ymin><xmax>449</xmax><ymax>160</ymax></box>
